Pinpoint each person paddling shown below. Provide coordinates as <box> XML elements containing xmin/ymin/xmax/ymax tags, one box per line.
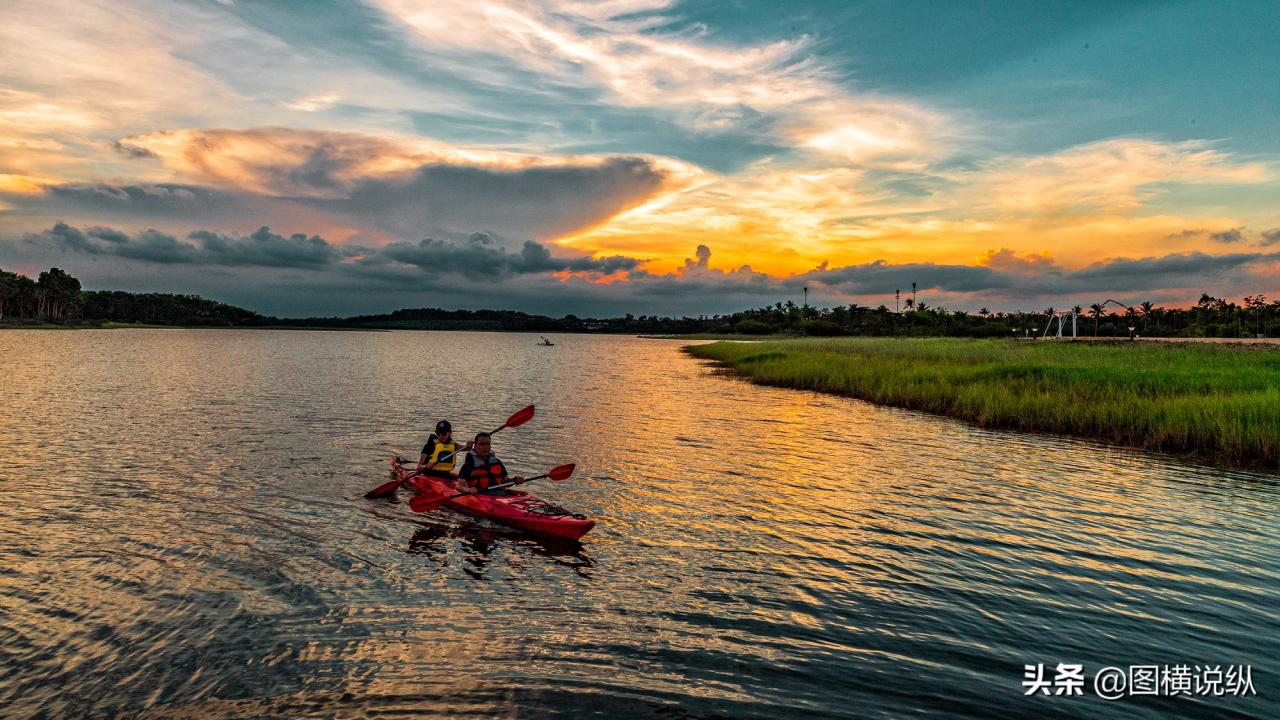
<box><xmin>456</xmin><ymin>432</ymin><xmax>524</xmax><ymax>495</ymax></box>
<box><xmin>417</xmin><ymin>420</ymin><xmax>471</xmax><ymax>480</ymax></box>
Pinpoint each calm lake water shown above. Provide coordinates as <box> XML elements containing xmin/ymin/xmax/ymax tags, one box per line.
<box><xmin>2</xmin><ymin>330</ymin><xmax>1277</xmax><ymax>719</ymax></box>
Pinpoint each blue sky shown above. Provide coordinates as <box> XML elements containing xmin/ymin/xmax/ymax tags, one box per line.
<box><xmin>1</xmin><ymin>0</ymin><xmax>1277</xmax><ymax>316</ymax></box>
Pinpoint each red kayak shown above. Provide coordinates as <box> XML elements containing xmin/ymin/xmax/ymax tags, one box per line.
<box><xmin>390</xmin><ymin>457</ymin><xmax>596</xmax><ymax>540</ymax></box>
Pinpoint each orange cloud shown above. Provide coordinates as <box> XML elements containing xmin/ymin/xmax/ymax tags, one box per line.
<box><xmin>120</xmin><ymin>127</ymin><xmax>703</xmax><ymax>200</ymax></box>
<box><xmin>958</xmin><ymin>138</ymin><xmax>1269</xmax><ymax>215</ymax></box>
<box><xmin>553</xmin><ymin>268</ymin><xmax>632</xmax><ymax>285</ymax></box>
<box><xmin>555</xmin><ymin>137</ymin><xmax>1274</xmax><ymax>276</ymax></box>
<box><xmin>977</xmin><ymin>248</ymin><xmax>1057</xmax><ymax>273</ymax></box>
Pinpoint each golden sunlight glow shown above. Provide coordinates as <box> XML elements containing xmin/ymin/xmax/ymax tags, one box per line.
<box><xmin>554</xmin><ymin>140</ymin><xmax>1268</xmax><ymax>277</ymax></box>
<box><xmin>0</xmin><ymin>174</ymin><xmax>47</xmax><ymax>194</ymax></box>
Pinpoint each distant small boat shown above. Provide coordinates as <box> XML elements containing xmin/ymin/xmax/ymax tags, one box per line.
<box><xmin>538</xmin><ymin>337</ymin><xmax>555</xmax><ymax>347</ymax></box>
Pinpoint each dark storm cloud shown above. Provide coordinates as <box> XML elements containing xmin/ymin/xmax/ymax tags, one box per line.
<box><xmin>1208</xmin><ymin>227</ymin><xmax>1245</xmax><ymax>244</ymax></box>
<box><xmin>13</xmin><ymin>222</ymin><xmax>1280</xmax><ymax>317</ymax></box>
<box><xmin>787</xmin><ymin>251</ymin><xmax>1279</xmax><ymax>299</ymax></box>
<box><xmin>1166</xmin><ymin>226</ymin><xmax>1280</xmax><ymax>249</ymax></box>
<box><xmin>10</xmin><ymin>152</ymin><xmax>675</xmax><ymax>246</ymax></box>
<box><xmin>802</xmin><ymin>260</ymin><xmax>1009</xmax><ymax>294</ymax></box>
<box><xmin>373</xmin><ymin>236</ymin><xmax>639</xmax><ymax>279</ymax></box>
<box><xmin>188</xmin><ymin>227</ymin><xmax>345</xmax><ymax>268</ymax></box>
<box><xmin>324</xmin><ymin>156</ymin><xmax>670</xmax><ymax>240</ymax></box>
<box><xmin>32</xmin><ymin>223</ymin><xmax>196</xmax><ymax>264</ymax></box>
<box><xmin>114</xmin><ymin>228</ymin><xmax>201</xmax><ymax>264</ymax></box>
<box><xmin>22</xmin><ymin>222</ymin><xmax>640</xmax><ymax>278</ymax></box>
<box><xmin>37</xmin><ymin>182</ymin><xmax>258</xmax><ymax>222</ymax></box>
<box><xmin>26</xmin><ymin>222</ymin><xmax>333</xmax><ymax>269</ymax></box>
<box><xmin>1059</xmin><ymin>251</ymin><xmax>1280</xmax><ymax>293</ymax></box>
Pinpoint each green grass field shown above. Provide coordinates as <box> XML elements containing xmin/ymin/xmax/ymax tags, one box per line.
<box><xmin>686</xmin><ymin>338</ymin><xmax>1280</xmax><ymax>469</ymax></box>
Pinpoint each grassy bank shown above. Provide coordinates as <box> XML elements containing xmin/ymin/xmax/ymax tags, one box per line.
<box><xmin>686</xmin><ymin>338</ymin><xmax>1280</xmax><ymax>470</ymax></box>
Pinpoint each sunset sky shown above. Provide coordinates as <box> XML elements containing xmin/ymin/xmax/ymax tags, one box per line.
<box><xmin>1</xmin><ymin>0</ymin><xmax>1277</xmax><ymax>317</ymax></box>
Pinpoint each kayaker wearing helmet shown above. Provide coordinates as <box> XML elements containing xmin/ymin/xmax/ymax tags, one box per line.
<box><xmin>417</xmin><ymin>420</ymin><xmax>471</xmax><ymax>479</ymax></box>
<box><xmin>456</xmin><ymin>432</ymin><xmax>524</xmax><ymax>495</ymax></box>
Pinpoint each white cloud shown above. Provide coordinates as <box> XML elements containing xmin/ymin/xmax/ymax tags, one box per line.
<box><xmin>373</xmin><ymin>0</ymin><xmax>952</xmax><ymax>165</ymax></box>
<box><xmin>959</xmin><ymin>138</ymin><xmax>1270</xmax><ymax>215</ymax></box>
<box><xmin>283</xmin><ymin>93</ymin><xmax>342</xmax><ymax>112</ymax></box>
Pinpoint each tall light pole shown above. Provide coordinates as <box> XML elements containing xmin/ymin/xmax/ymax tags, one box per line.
<box><xmin>912</xmin><ymin>282</ymin><xmax>917</xmax><ymax>309</ymax></box>
<box><xmin>896</xmin><ymin>289</ymin><xmax>900</xmax><ymax>313</ymax></box>
<box><xmin>800</xmin><ymin>286</ymin><xmax>808</xmax><ymax>336</ymax></box>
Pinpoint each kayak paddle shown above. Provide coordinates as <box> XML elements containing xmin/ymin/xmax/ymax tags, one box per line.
<box><xmin>408</xmin><ymin>463</ymin><xmax>576</xmax><ymax>513</ymax></box>
<box><xmin>433</xmin><ymin>404</ymin><xmax>536</xmax><ymax>467</ymax></box>
<box><xmin>365</xmin><ymin>458</ymin><xmax>417</xmax><ymax>498</ymax></box>
<box><xmin>364</xmin><ymin>405</ymin><xmax>537</xmax><ymax>499</ymax></box>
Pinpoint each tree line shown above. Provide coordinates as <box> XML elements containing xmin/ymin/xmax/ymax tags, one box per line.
<box><xmin>677</xmin><ymin>295</ymin><xmax>1280</xmax><ymax>338</ymax></box>
<box><xmin>1</xmin><ymin>267</ymin><xmax>265</xmax><ymax>326</ymax></box>
<box><xmin>3</xmin><ymin>265</ymin><xmax>1277</xmax><ymax>338</ymax></box>
<box><xmin>0</xmin><ymin>268</ymin><xmax>82</xmax><ymax>322</ymax></box>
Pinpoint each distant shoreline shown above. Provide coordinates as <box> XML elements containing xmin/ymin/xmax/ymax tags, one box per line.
<box><xmin>0</xmin><ymin>322</ymin><xmax>389</xmax><ymax>331</ymax></box>
<box><xmin>7</xmin><ymin>324</ymin><xmax>1280</xmax><ymax>347</ymax></box>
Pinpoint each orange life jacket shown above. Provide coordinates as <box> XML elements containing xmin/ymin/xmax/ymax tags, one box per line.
<box><xmin>467</xmin><ymin>455</ymin><xmax>509</xmax><ymax>492</ymax></box>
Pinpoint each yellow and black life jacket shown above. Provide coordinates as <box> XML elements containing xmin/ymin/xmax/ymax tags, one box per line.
<box><xmin>425</xmin><ymin>436</ymin><xmax>458</xmax><ymax>473</ymax></box>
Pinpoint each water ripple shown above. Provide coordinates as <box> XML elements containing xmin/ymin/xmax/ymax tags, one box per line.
<box><xmin>1</xmin><ymin>330</ymin><xmax>1277</xmax><ymax>719</ymax></box>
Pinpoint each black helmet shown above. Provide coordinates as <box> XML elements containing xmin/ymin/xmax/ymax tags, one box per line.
<box><xmin>436</xmin><ymin>420</ymin><xmax>452</xmax><ymax>434</ymax></box>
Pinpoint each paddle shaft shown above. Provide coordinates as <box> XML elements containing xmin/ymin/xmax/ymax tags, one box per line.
<box><xmin>408</xmin><ymin>466</ymin><xmax>571</xmax><ymax>513</ymax></box>
<box><xmin>368</xmin><ymin>405</ymin><xmax>534</xmax><ymax>500</ymax></box>
<box><xmin>397</xmin><ymin>424</ymin><xmax>504</xmax><ymax>490</ymax></box>
<box><xmin>410</xmin><ymin>479</ymin><xmax>528</xmax><ymax>513</ymax></box>
<box><xmin>424</xmin><ymin>410</ymin><xmax>529</xmax><ymax>467</ymax></box>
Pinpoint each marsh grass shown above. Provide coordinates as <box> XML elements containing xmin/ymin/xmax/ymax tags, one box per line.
<box><xmin>687</xmin><ymin>338</ymin><xmax>1280</xmax><ymax>469</ymax></box>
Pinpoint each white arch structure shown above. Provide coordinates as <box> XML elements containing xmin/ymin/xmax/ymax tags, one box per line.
<box><xmin>1041</xmin><ymin>309</ymin><xmax>1078</xmax><ymax>339</ymax></box>
<box><xmin>1041</xmin><ymin>299</ymin><xmax>1135</xmax><ymax>339</ymax></box>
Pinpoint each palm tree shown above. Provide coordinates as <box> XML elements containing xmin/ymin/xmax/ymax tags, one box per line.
<box><xmin>1140</xmin><ymin>301</ymin><xmax>1154</xmax><ymax>332</ymax></box>
<box><xmin>1089</xmin><ymin>303</ymin><xmax>1104</xmax><ymax>337</ymax></box>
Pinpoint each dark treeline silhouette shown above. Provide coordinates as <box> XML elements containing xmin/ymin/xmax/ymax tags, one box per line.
<box><xmin>294</xmin><ymin>307</ymin><xmax>562</xmax><ymax>332</ymax></box>
<box><xmin>2</xmin><ymin>267</ymin><xmax>265</xmax><ymax>326</ymax></box>
<box><xmin>82</xmin><ymin>291</ymin><xmax>264</xmax><ymax>326</ymax></box>
<box><xmin>3</xmin><ymin>265</ymin><xmax>1277</xmax><ymax>337</ymax></box>
<box><xmin>0</xmin><ymin>267</ymin><xmax>81</xmax><ymax>322</ymax></box>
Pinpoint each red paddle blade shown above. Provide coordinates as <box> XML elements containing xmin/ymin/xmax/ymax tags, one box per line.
<box><xmin>548</xmin><ymin>463</ymin><xmax>575</xmax><ymax>481</ymax></box>
<box><xmin>409</xmin><ymin>493</ymin><xmax>450</xmax><ymax>513</ymax></box>
<box><xmin>503</xmin><ymin>404</ymin><xmax>535</xmax><ymax>429</ymax></box>
<box><xmin>364</xmin><ymin>478</ymin><xmax>402</xmax><ymax>499</ymax></box>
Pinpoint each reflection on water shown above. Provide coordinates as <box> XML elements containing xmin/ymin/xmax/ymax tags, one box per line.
<box><xmin>400</xmin><ymin>516</ymin><xmax>594</xmax><ymax>573</ymax></box>
<box><xmin>1</xmin><ymin>329</ymin><xmax>1277</xmax><ymax>719</ymax></box>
